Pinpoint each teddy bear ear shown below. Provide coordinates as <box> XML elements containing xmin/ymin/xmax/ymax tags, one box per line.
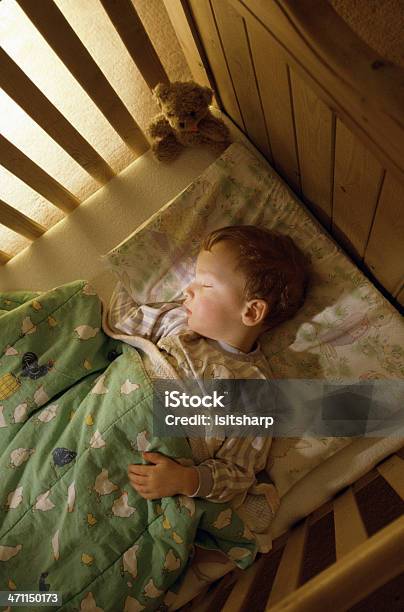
<box><xmin>152</xmin><ymin>82</ymin><xmax>171</xmax><ymax>101</ymax></box>
<box><xmin>202</xmin><ymin>86</ymin><xmax>213</xmax><ymax>105</ymax></box>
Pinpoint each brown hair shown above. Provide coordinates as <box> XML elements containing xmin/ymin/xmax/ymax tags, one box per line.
<box><xmin>202</xmin><ymin>225</ymin><xmax>310</xmax><ymax>330</ymax></box>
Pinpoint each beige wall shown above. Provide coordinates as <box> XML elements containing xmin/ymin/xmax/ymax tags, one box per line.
<box><xmin>330</xmin><ymin>0</ymin><xmax>404</xmax><ymax>67</ymax></box>
<box><xmin>0</xmin><ymin>0</ymin><xmax>192</xmax><ymax>257</ymax></box>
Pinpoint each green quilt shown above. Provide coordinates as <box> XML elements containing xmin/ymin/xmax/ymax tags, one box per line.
<box><xmin>0</xmin><ymin>280</ymin><xmax>257</xmax><ymax>612</ymax></box>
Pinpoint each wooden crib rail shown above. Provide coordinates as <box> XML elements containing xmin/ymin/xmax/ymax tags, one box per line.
<box><xmin>267</xmin><ymin>515</ymin><xmax>404</xmax><ymax>612</ymax></box>
<box><xmin>0</xmin><ymin>48</ymin><xmax>116</xmax><ymax>185</ymax></box>
<box><xmin>377</xmin><ymin>454</ymin><xmax>404</xmax><ymax>499</ymax></box>
<box><xmin>0</xmin><ymin>0</ymin><xmax>176</xmax><ymax>262</ymax></box>
<box><xmin>15</xmin><ymin>0</ymin><xmax>150</xmax><ymax>155</ymax></box>
<box><xmin>0</xmin><ymin>251</ymin><xmax>11</xmax><ymax>265</ymax></box>
<box><xmin>98</xmin><ymin>0</ymin><xmax>169</xmax><ymax>91</ymax></box>
<box><xmin>185</xmin><ymin>449</ymin><xmax>404</xmax><ymax>611</ymax></box>
<box><xmin>0</xmin><ymin>135</ymin><xmax>80</xmax><ymax>214</ymax></box>
<box><xmin>265</xmin><ymin>520</ymin><xmax>308</xmax><ymax>607</ymax></box>
<box><xmin>0</xmin><ymin>198</ymin><xmax>46</xmax><ymax>241</ymax></box>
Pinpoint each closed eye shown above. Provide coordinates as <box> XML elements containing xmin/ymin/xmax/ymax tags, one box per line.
<box><xmin>202</xmin><ymin>285</ymin><xmax>212</xmax><ymax>288</ymax></box>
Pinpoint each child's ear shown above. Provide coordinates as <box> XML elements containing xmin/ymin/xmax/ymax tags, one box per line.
<box><xmin>242</xmin><ymin>299</ymin><xmax>269</xmax><ymax>326</ymax></box>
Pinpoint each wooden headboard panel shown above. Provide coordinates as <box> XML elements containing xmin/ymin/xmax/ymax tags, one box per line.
<box><xmin>172</xmin><ymin>0</ymin><xmax>404</xmax><ymax>310</ymax></box>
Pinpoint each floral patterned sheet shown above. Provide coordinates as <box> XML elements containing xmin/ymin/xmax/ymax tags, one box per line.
<box><xmin>105</xmin><ymin>141</ymin><xmax>404</xmax><ymax>500</ymax></box>
<box><xmin>0</xmin><ymin>281</ymin><xmax>257</xmax><ymax>612</ymax></box>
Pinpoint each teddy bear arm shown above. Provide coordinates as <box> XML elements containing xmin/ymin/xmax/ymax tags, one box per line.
<box><xmin>148</xmin><ymin>115</ymin><xmax>173</xmax><ymax>138</ymax></box>
<box><xmin>198</xmin><ymin>115</ymin><xmax>230</xmax><ymax>142</ymax></box>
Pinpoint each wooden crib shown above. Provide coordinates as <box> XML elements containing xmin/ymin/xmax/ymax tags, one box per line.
<box><xmin>1</xmin><ymin>1</ymin><xmax>403</xmax><ymax>609</ymax></box>
<box><xmin>1</xmin><ymin>0</ymin><xmax>403</xmax><ymax>314</ymax></box>
<box><xmin>160</xmin><ymin>2</ymin><xmax>404</xmax><ymax>609</ymax></box>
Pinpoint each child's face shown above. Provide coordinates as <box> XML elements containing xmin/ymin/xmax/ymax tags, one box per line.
<box><xmin>183</xmin><ymin>241</ymin><xmax>247</xmax><ymax>340</ymax></box>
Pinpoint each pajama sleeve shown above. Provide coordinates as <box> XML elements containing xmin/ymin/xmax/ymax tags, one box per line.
<box><xmin>189</xmin><ymin>435</ymin><xmax>274</xmax><ymax>503</ymax></box>
<box><xmin>107</xmin><ymin>280</ymin><xmax>188</xmax><ymax>342</ymax></box>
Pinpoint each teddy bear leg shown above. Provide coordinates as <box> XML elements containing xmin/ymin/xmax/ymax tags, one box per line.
<box><xmin>152</xmin><ymin>134</ymin><xmax>184</xmax><ymax>162</ymax></box>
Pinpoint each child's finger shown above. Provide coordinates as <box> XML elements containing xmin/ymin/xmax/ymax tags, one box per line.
<box><xmin>133</xmin><ymin>485</ymin><xmax>151</xmax><ymax>498</ymax></box>
<box><xmin>143</xmin><ymin>452</ymin><xmax>169</xmax><ymax>464</ymax></box>
<box><xmin>129</xmin><ymin>474</ymin><xmax>148</xmax><ymax>485</ymax></box>
<box><xmin>130</xmin><ymin>480</ymin><xmax>147</xmax><ymax>492</ymax></box>
<box><xmin>128</xmin><ymin>465</ymin><xmax>151</xmax><ymax>475</ymax></box>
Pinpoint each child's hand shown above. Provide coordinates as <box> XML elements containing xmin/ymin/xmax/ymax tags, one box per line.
<box><xmin>128</xmin><ymin>452</ymin><xmax>199</xmax><ymax>499</ymax></box>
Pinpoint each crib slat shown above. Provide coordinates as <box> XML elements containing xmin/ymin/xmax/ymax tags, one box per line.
<box><xmin>99</xmin><ymin>0</ymin><xmax>168</xmax><ymax>90</ymax></box>
<box><xmin>289</xmin><ymin>68</ymin><xmax>333</xmax><ymax>230</ymax></box>
<box><xmin>0</xmin><ymin>251</ymin><xmax>11</xmax><ymax>265</ymax></box>
<box><xmin>0</xmin><ymin>136</ymin><xmax>79</xmax><ymax>214</ymax></box>
<box><xmin>0</xmin><ymin>198</ymin><xmax>45</xmax><ymax>241</ymax></box>
<box><xmin>333</xmin><ymin>119</ymin><xmax>384</xmax><ymax>259</ymax></box>
<box><xmin>187</xmin><ymin>570</ymin><xmax>241</xmax><ymax>612</ymax></box>
<box><xmin>396</xmin><ymin>446</ymin><xmax>404</xmax><ymax>461</ymax></box>
<box><xmin>187</xmin><ymin>0</ymin><xmax>243</xmax><ymax>125</ymax></box>
<box><xmin>266</xmin><ymin>515</ymin><xmax>404</xmax><ymax>612</ymax></box>
<box><xmin>364</xmin><ymin>172</ymin><xmax>404</xmax><ymax>296</ymax></box>
<box><xmin>377</xmin><ymin>454</ymin><xmax>404</xmax><ymax>500</ymax></box>
<box><xmin>0</xmin><ymin>49</ymin><xmax>115</xmax><ymax>185</ymax></box>
<box><xmin>16</xmin><ymin>0</ymin><xmax>149</xmax><ymax>156</ymax></box>
<box><xmin>333</xmin><ymin>488</ymin><xmax>367</xmax><ymax>560</ymax></box>
<box><xmin>247</xmin><ymin>21</ymin><xmax>301</xmax><ymax>194</ymax></box>
<box><xmin>266</xmin><ymin>518</ymin><xmax>308</xmax><ymax>607</ymax></box>
<box><xmin>210</xmin><ymin>0</ymin><xmax>272</xmax><ymax>161</ymax></box>
<box><xmin>163</xmin><ymin>0</ymin><xmax>216</xmax><ymax>100</ymax></box>
<box><xmin>221</xmin><ymin>556</ymin><xmax>266</xmax><ymax>612</ymax></box>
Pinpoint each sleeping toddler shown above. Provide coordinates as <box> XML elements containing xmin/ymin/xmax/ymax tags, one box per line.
<box><xmin>106</xmin><ymin>225</ymin><xmax>309</xmax><ymax>550</ymax></box>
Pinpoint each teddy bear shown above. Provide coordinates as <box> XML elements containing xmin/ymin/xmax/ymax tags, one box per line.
<box><xmin>147</xmin><ymin>80</ymin><xmax>231</xmax><ymax>162</ymax></box>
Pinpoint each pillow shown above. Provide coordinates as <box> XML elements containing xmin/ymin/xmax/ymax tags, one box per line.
<box><xmin>104</xmin><ymin>142</ymin><xmax>404</xmax><ymax>496</ymax></box>
<box><xmin>105</xmin><ymin>142</ymin><xmax>309</xmax><ymax>303</ymax></box>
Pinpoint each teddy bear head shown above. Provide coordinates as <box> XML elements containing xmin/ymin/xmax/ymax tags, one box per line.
<box><xmin>152</xmin><ymin>80</ymin><xmax>213</xmax><ymax>133</ymax></box>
